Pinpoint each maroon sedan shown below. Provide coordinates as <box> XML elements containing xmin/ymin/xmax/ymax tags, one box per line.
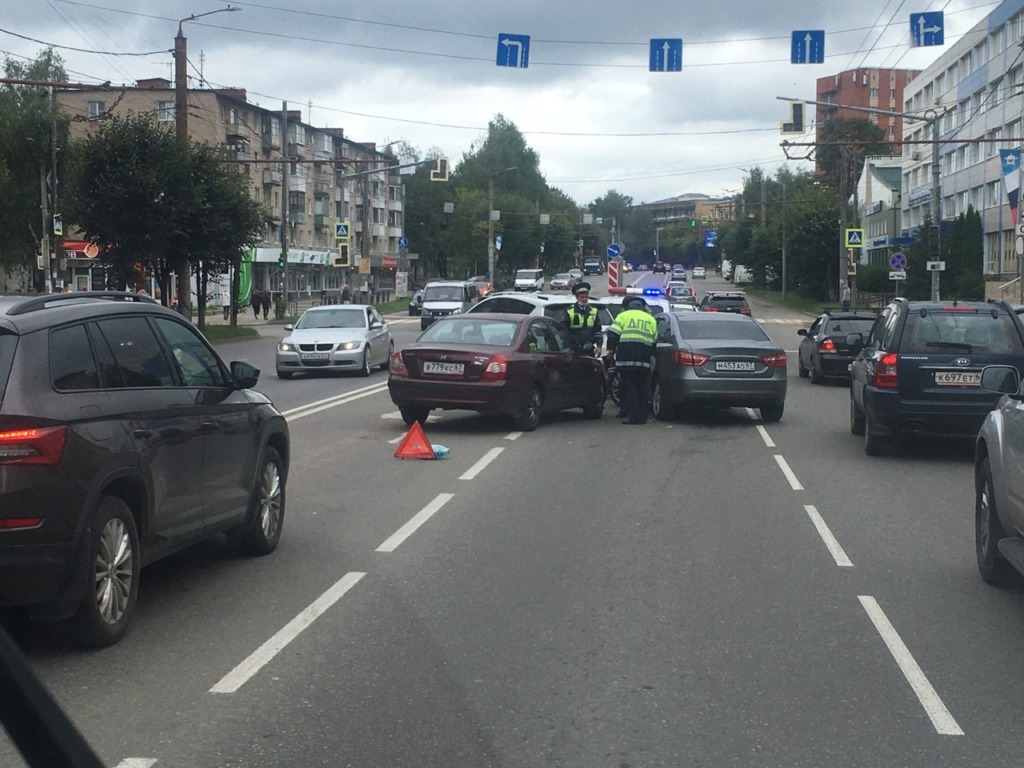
<box><xmin>388</xmin><ymin>313</ymin><xmax>606</xmax><ymax>431</ymax></box>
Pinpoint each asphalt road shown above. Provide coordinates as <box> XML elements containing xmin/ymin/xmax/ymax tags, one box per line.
<box><xmin>2</xmin><ymin>275</ymin><xmax>1020</xmax><ymax>767</ymax></box>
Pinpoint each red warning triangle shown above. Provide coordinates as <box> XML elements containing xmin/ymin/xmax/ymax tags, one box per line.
<box><xmin>394</xmin><ymin>420</ymin><xmax>435</xmax><ymax>459</ymax></box>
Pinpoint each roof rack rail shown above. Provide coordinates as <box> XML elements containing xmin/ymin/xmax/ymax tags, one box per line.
<box><xmin>6</xmin><ymin>291</ymin><xmax>158</xmax><ymax>317</ymax></box>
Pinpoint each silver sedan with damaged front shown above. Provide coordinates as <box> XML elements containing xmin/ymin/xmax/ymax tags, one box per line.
<box><xmin>276</xmin><ymin>304</ymin><xmax>394</xmax><ymax>378</ymax></box>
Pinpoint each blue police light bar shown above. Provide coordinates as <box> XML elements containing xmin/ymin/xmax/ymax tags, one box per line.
<box><xmin>642</xmin><ymin>287</ymin><xmax>664</xmax><ymax>296</ymax></box>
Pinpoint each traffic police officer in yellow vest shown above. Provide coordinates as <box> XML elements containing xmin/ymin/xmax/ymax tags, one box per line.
<box><xmin>606</xmin><ymin>295</ymin><xmax>657</xmax><ymax>424</ymax></box>
<box><xmin>560</xmin><ymin>281</ymin><xmax>602</xmax><ymax>355</ymax></box>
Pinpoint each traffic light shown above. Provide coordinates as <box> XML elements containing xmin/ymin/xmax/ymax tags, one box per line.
<box><xmin>689</xmin><ymin>219</ymin><xmax>697</xmax><ymax>227</ymax></box>
<box><xmin>277</xmin><ymin>253</ymin><xmax>286</xmax><ymax>269</ymax></box>
<box><xmin>334</xmin><ymin>243</ymin><xmax>350</xmax><ymax>268</ymax></box>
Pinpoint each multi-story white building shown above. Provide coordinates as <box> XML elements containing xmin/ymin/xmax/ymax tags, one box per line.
<box><xmin>901</xmin><ymin>0</ymin><xmax>1024</xmax><ymax>280</ymax></box>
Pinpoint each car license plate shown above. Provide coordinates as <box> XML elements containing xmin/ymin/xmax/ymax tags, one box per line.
<box><xmin>300</xmin><ymin>352</ymin><xmax>330</xmax><ymax>361</ymax></box>
<box><xmin>934</xmin><ymin>371</ymin><xmax>980</xmax><ymax>386</ymax></box>
<box><xmin>423</xmin><ymin>361</ymin><xmax>465</xmax><ymax>375</ymax></box>
<box><xmin>715</xmin><ymin>361</ymin><xmax>755</xmax><ymax>372</ymax></box>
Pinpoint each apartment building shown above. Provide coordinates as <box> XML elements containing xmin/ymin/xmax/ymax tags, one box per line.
<box><xmin>57</xmin><ymin>78</ymin><xmax>405</xmax><ymax>301</ymax></box>
<box><xmin>901</xmin><ymin>0</ymin><xmax>1024</xmax><ymax>280</ymax></box>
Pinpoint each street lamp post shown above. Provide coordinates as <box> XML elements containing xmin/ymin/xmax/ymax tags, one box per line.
<box><xmin>174</xmin><ymin>6</ymin><xmax>239</xmax><ymax>315</ymax></box>
<box><xmin>486</xmin><ymin>167</ymin><xmax>516</xmax><ymax>286</ymax></box>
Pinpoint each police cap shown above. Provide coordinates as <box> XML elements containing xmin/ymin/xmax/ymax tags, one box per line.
<box><xmin>623</xmin><ymin>296</ymin><xmax>647</xmax><ymax>310</ymax></box>
<box><xmin>573</xmin><ymin>281</ymin><xmax>591</xmax><ymax>295</ymax></box>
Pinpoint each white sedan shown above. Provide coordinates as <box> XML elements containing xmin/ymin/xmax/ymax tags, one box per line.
<box><xmin>692</xmin><ymin>266</ymin><xmax>707</xmax><ymax>279</ymax></box>
<box><xmin>276</xmin><ymin>304</ymin><xmax>394</xmax><ymax>378</ymax></box>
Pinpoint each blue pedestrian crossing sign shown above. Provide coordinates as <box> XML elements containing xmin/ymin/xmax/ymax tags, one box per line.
<box><xmin>649</xmin><ymin>39</ymin><xmax>683</xmax><ymax>72</ymax></box>
<box><xmin>335</xmin><ymin>222</ymin><xmax>350</xmax><ymax>240</ymax></box>
<box><xmin>791</xmin><ymin>30</ymin><xmax>825</xmax><ymax>64</ymax></box>
<box><xmin>398</xmin><ymin>236</ymin><xmax>409</xmax><ymax>249</ymax></box>
<box><xmin>497</xmin><ymin>33</ymin><xmax>530</xmax><ymax>68</ymax></box>
<box><xmin>845</xmin><ymin>228</ymin><xmax>864</xmax><ymax>248</ymax></box>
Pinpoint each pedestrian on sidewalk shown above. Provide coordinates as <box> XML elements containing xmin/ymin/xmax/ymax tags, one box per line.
<box><xmin>251</xmin><ymin>290</ymin><xmax>261</xmax><ymax>318</ymax></box>
<box><xmin>261</xmin><ymin>290</ymin><xmax>271</xmax><ymax>320</ymax></box>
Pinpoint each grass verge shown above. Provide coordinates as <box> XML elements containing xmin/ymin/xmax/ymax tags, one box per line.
<box><xmin>200</xmin><ymin>324</ymin><xmax>260</xmax><ymax>342</ymax></box>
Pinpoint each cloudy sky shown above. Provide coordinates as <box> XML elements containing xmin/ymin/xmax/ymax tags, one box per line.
<box><xmin>0</xmin><ymin>0</ymin><xmax>997</xmax><ymax>206</ymax></box>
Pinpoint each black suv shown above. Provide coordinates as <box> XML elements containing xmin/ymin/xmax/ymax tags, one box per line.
<box><xmin>698</xmin><ymin>291</ymin><xmax>751</xmax><ymax>316</ymax></box>
<box><xmin>797</xmin><ymin>309</ymin><xmax>878</xmax><ymax>384</ymax></box>
<box><xmin>848</xmin><ymin>298</ymin><xmax>1024</xmax><ymax>455</ymax></box>
<box><xmin>0</xmin><ymin>292</ymin><xmax>289</xmax><ymax>645</ymax></box>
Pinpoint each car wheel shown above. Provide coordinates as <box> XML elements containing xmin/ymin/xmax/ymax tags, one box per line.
<box><xmin>68</xmin><ymin>496</ymin><xmax>140</xmax><ymax>647</ymax></box>
<box><xmin>759</xmin><ymin>400</ymin><xmax>784</xmax><ymax>423</ymax></box>
<box><xmin>582</xmin><ymin>383</ymin><xmax>604</xmax><ymax>419</ymax></box>
<box><xmin>849</xmin><ymin>395</ymin><xmax>865</xmax><ymax>436</ymax></box>
<box><xmin>359</xmin><ymin>348</ymin><xmax>372</xmax><ymax>377</ymax></box>
<box><xmin>380</xmin><ymin>341</ymin><xmax>394</xmax><ymax>371</ymax></box>
<box><xmin>513</xmin><ymin>386</ymin><xmax>543</xmax><ymax>432</ymax></box>
<box><xmin>863</xmin><ymin>415</ymin><xmax>887</xmax><ymax>456</ymax></box>
<box><xmin>809</xmin><ymin>361</ymin><xmax>823</xmax><ymax>385</ymax></box>
<box><xmin>977</xmin><ymin>456</ymin><xmax>1013</xmax><ymax>585</ymax></box>
<box><xmin>798</xmin><ymin>360</ymin><xmax>809</xmax><ymax>378</ymax></box>
<box><xmin>229</xmin><ymin>446</ymin><xmax>286</xmax><ymax>557</ymax></box>
<box><xmin>651</xmin><ymin>378</ymin><xmax>674</xmax><ymax>421</ymax></box>
<box><xmin>400</xmin><ymin>406</ymin><xmax>430</xmax><ymax>426</ymax></box>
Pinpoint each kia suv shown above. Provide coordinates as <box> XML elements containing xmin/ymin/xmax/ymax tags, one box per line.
<box><xmin>848</xmin><ymin>298</ymin><xmax>1024</xmax><ymax>455</ymax></box>
<box><xmin>0</xmin><ymin>292</ymin><xmax>290</xmax><ymax>645</ymax></box>
<box><xmin>698</xmin><ymin>291</ymin><xmax>752</xmax><ymax>316</ymax></box>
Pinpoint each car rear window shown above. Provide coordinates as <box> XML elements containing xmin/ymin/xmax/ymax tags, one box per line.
<box><xmin>901</xmin><ymin>310</ymin><xmax>1022</xmax><ymax>355</ymax></box>
<box><xmin>0</xmin><ymin>332</ymin><xmax>17</xmax><ymax>400</ymax></box>
<box><xmin>680</xmin><ymin>319</ymin><xmax>769</xmax><ymax>341</ymax></box>
<box><xmin>419</xmin><ymin>317</ymin><xmax>519</xmax><ymax>346</ymax></box>
<box><xmin>825</xmin><ymin>318</ymin><xmax>875</xmax><ymax>336</ymax></box>
<box><xmin>470</xmin><ymin>297</ymin><xmax>539</xmax><ymax>314</ymax></box>
<box><xmin>707</xmin><ymin>297</ymin><xmax>748</xmax><ymax>310</ymax></box>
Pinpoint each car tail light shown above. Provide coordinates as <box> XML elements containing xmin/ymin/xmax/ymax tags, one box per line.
<box><xmin>703</xmin><ymin>307</ymin><xmax>719</xmax><ymax>312</ymax></box>
<box><xmin>761</xmin><ymin>351</ymin><xmax>788</xmax><ymax>368</ymax></box>
<box><xmin>481</xmin><ymin>354</ymin><xmax>508</xmax><ymax>381</ymax></box>
<box><xmin>0</xmin><ymin>426</ymin><xmax>68</xmax><ymax>466</ymax></box>
<box><xmin>389</xmin><ymin>351</ymin><xmax>408</xmax><ymax>376</ymax></box>
<box><xmin>873</xmin><ymin>352</ymin><xmax>898</xmax><ymax>389</ymax></box>
<box><xmin>818</xmin><ymin>337</ymin><xmax>836</xmax><ymax>353</ymax></box>
<box><xmin>673</xmin><ymin>350</ymin><xmax>710</xmax><ymax>366</ymax></box>
<box><xmin>739</xmin><ymin>307</ymin><xmax>751</xmax><ymax>315</ymax></box>
<box><xmin>0</xmin><ymin>517</ymin><xmax>43</xmax><ymax>530</ymax></box>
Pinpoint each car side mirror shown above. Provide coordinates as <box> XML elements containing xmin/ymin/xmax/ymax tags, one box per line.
<box><xmin>283</xmin><ymin>324</ymin><xmax>294</xmax><ymax>331</ymax></box>
<box><xmin>371</xmin><ymin>321</ymin><xmax>383</xmax><ymax>329</ymax></box>
<box><xmin>230</xmin><ymin>360</ymin><xmax>261</xmax><ymax>390</ymax></box>
<box><xmin>797</xmin><ymin>328</ymin><xmax>808</xmax><ymax>337</ymax></box>
<box><xmin>981</xmin><ymin>365</ymin><xmax>1022</xmax><ymax>397</ymax></box>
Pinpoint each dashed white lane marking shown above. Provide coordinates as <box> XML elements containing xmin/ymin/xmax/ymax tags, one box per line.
<box><xmin>804</xmin><ymin>505</ymin><xmax>853</xmax><ymax>567</ymax></box>
<box><xmin>113</xmin><ymin>760</ymin><xmax>159</xmax><ymax>768</ymax></box>
<box><xmin>210</xmin><ymin>572</ymin><xmax>366</xmax><ymax>694</ymax></box>
<box><xmin>858</xmin><ymin>596</ymin><xmax>964</xmax><ymax>736</ymax></box>
<box><xmin>504</xmin><ymin>432</ymin><xmax>523</xmax><ymax>440</ymax></box>
<box><xmin>459</xmin><ymin>447</ymin><xmax>504</xmax><ymax>480</ymax></box>
<box><xmin>774</xmin><ymin>454</ymin><xmax>804</xmax><ymax>490</ymax></box>
<box><xmin>376</xmin><ymin>493</ymin><xmax>455</xmax><ymax>553</ymax></box>
<box><xmin>756</xmin><ymin>425</ymin><xmax>776</xmax><ymax>447</ymax></box>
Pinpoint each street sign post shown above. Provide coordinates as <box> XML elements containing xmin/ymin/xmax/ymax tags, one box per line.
<box><xmin>888</xmin><ymin>252</ymin><xmax>908</xmax><ymax>271</ymax></box>
<box><xmin>649</xmin><ymin>39</ymin><xmax>683</xmax><ymax>72</ymax></box>
<box><xmin>607</xmin><ymin>243</ymin><xmax>621</xmax><ymax>259</ymax></box>
<box><xmin>910</xmin><ymin>12</ymin><xmax>944</xmax><ymax>47</ymax></box>
<box><xmin>791</xmin><ymin>30</ymin><xmax>825</xmax><ymax>63</ymax></box>
<box><xmin>889</xmin><ymin>271</ymin><xmax>907</xmax><ymax>280</ymax></box>
<box><xmin>496</xmin><ymin>33</ymin><xmax>530</xmax><ymax>68</ymax></box>
<box><xmin>334</xmin><ymin>222</ymin><xmax>350</xmax><ymax>240</ymax></box>
<box><xmin>926</xmin><ymin>261</ymin><xmax>946</xmax><ymax>272</ymax></box>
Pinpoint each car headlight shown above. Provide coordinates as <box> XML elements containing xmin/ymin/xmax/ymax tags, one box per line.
<box><xmin>278</xmin><ymin>341</ymin><xmax>293</xmax><ymax>352</ymax></box>
<box><xmin>339</xmin><ymin>341</ymin><xmax>360</xmax><ymax>350</ymax></box>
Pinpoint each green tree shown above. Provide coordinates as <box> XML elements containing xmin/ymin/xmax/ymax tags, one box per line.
<box><xmin>816</xmin><ymin>118</ymin><xmax>890</xmax><ymax>192</ymax></box>
<box><xmin>0</xmin><ymin>48</ymin><xmax>70</xmax><ymax>282</ymax></box>
<box><xmin>65</xmin><ymin>112</ymin><xmax>265</xmax><ymax>327</ymax></box>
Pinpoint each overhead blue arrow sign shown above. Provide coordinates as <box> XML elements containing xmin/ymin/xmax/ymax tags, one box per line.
<box><xmin>496</xmin><ymin>33</ymin><xmax>530</xmax><ymax>68</ymax></box>
<box><xmin>910</xmin><ymin>12</ymin><xmax>943</xmax><ymax>47</ymax></box>
<box><xmin>649</xmin><ymin>39</ymin><xmax>683</xmax><ymax>72</ymax></box>
<box><xmin>791</xmin><ymin>30</ymin><xmax>825</xmax><ymax>64</ymax></box>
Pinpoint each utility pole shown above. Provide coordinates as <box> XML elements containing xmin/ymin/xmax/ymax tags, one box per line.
<box><xmin>281</xmin><ymin>101</ymin><xmax>289</xmax><ymax>307</ymax></box>
<box><xmin>487</xmin><ymin>179</ymin><xmax>495</xmax><ymax>284</ymax></box>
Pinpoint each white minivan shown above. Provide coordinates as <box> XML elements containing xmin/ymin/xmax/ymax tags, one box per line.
<box><xmin>514</xmin><ymin>268</ymin><xmax>545</xmax><ymax>292</ymax></box>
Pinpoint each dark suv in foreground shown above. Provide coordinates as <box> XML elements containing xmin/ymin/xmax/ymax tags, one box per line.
<box><xmin>848</xmin><ymin>298</ymin><xmax>1024</xmax><ymax>455</ymax></box>
<box><xmin>0</xmin><ymin>292</ymin><xmax>289</xmax><ymax>645</ymax></box>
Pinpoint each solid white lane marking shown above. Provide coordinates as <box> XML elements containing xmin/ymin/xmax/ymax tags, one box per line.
<box><xmin>756</xmin><ymin>425</ymin><xmax>776</xmax><ymax>447</ymax></box>
<box><xmin>804</xmin><ymin>505</ymin><xmax>853</xmax><ymax>567</ymax></box>
<box><xmin>284</xmin><ymin>384</ymin><xmax>389</xmax><ymax>421</ymax></box>
<box><xmin>376</xmin><ymin>493</ymin><xmax>454</xmax><ymax>552</ymax></box>
<box><xmin>504</xmin><ymin>431</ymin><xmax>523</xmax><ymax>441</ymax></box>
<box><xmin>460</xmin><ymin>447</ymin><xmax>504</xmax><ymax>480</ymax></box>
<box><xmin>858</xmin><ymin>596</ymin><xmax>964</xmax><ymax>736</ymax></box>
<box><xmin>774</xmin><ymin>455</ymin><xmax>804</xmax><ymax>490</ymax></box>
<box><xmin>113</xmin><ymin>760</ymin><xmax>159</xmax><ymax>768</ymax></box>
<box><xmin>211</xmin><ymin>572</ymin><xmax>366</xmax><ymax>694</ymax></box>
<box><xmin>387</xmin><ymin>435</ymin><xmax>403</xmax><ymax>444</ymax></box>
